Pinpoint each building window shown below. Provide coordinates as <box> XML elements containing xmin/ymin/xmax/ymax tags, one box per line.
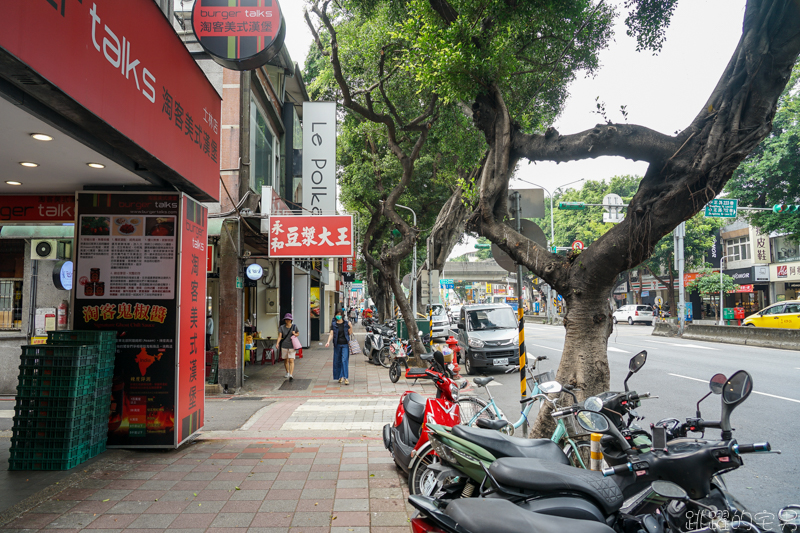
<box><xmin>726</xmin><ymin>236</ymin><xmax>751</xmax><ymax>262</ymax></box>
<box><xmin>250</xmin><ymin>92</ymin><xmax>274</xmax><ymax>192</ymax></box>
<box><xmin>0</xmin><ymin>280</ymin><xmax>23</xmax><ymax>330</ymax></box>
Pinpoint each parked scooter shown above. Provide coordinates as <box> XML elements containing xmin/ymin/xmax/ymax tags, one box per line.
<box><xmin>364</xmin><ymin>321</ymin><xmax>394</xmax><ymax>366</ymax></box>
<box><xmin>383</xmin><ymin>352</ymin><xmax>466</xmax><ymax>486</ymax></box>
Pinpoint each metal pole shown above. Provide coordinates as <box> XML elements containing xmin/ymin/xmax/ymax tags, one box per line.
<box><xmin>514</xmin><ymin>191</ymin><xmax>528</xmax><ymax>435</ymax></box>
<box><xmin>676</xmin><ymin>222</ymin><xmax>686</xmax><ymax>334</ymax></box>
<box><xmin>719</xmin><ymin>258</ymin><xmax>724</xmax><ymax>326</ymax></box>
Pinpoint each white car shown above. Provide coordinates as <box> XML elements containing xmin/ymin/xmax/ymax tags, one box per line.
<box><xmin>613</xmin><ymin>305</ymin><xmax>654</xmax><ymax>325</ymax></box>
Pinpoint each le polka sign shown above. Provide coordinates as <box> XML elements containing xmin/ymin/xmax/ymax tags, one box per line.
<box><xmin>268</xmin><ymin>215</ymin><xmax>353</xmax><ymax>258</ymax></box>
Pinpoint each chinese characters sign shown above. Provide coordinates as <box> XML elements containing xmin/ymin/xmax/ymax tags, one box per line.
<box><xmin>343</xmin><ymin>255</ymin><xmax>356</xmax><ymax>273</ymax></box>
<box><xmin>1</xmin><ymin>1</ymin><xmax>221</xmax><ymax>201</ymax></box>
<box><xmin>704</xmin><ymin>198</ymin><xmax>738</xmax><ymax>218</ymax></box>
<box><xmin>192</xmin><ymin>0</ymin><xmax>286</xmax><ymax>71</ymax></box>
<box><xmin>751</xmin><ymin>227</ymin><xmax>771</xmax><ymax>264</ymax></box>
<box><xmin>268</xmin><ymin>215</ymin><xmax>353</xmax><ymax>258</ymax></box>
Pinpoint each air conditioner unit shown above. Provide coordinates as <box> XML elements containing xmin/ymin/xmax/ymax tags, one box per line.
<box><xmin>31</xmin><ymin>239</ymin><xmax>58</xmax><ymax>260</ymax></box>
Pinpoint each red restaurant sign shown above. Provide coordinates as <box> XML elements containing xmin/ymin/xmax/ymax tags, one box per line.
<box><xmin>1</xmin><ymin>0</ymin><xmax>221</xmax><ymax>201</ymax></box>
<box><xmin>0</xmin><ymin>195</ymin><xmax>74</xmax><ymax>222</ymax></box>
<box><xmin>268</xmin><ymin>215</ymin><xmax>353</xmax><ymax>258</ymax></box>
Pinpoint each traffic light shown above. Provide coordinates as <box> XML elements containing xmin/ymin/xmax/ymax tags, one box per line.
<box><xmin>558</xmin><ymin>202</ymin><xmax>587</xmax><ymax>210</ymax></box>
<box><xmin>773</xmin><ymin>204</ymin><xmax>800</xmax><ymax>213</ymax></box>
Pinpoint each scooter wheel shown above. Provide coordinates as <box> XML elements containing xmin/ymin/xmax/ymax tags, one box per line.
<box><xmin>378</xmin><ymin>347</ymin><xmax>391</xmax><ymax>368</ymax></box>
<box><xmin>409</xmin><ymin>444</ymin><xmax>441</xmax><ymax>497</ymax></box>
<box><xmin>389</xmin><ymin>362</ymin><xmax>401</xmax><ymax>383</ymax></box>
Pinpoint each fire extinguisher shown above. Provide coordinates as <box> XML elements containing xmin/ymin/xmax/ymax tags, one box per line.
<box><xmin>57</xmin><ymin>300</ymin><xmax>68</xmax><ymax>330</ymax></box>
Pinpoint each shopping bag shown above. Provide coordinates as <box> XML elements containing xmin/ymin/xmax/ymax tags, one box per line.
<box><xmin>291</xmin><ymin>335</ymin><xmax>302</xmax><ymax>350</ymax></box>
<box><xmin>348</xmin><ymin>338</ymin><xmax>362</xmax><ymax>356</ymax></box>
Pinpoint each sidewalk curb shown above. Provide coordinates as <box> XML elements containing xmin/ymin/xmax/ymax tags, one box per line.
<box><xmin>0</xmin><ymin>449</ymin><xmax>131</xmax><ymax>528</ymax></box>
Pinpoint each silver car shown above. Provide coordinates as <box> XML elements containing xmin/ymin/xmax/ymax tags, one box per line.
<box><xmin>456</xmin><ymin>304</ymin><xmax>520</xmax><ymax>375</ymax></box>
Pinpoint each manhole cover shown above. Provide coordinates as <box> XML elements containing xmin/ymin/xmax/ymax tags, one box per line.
<box><xmin>278</xmin><ymin>379</ymin><xmax>312</xmax><ymax>391</ymax></box>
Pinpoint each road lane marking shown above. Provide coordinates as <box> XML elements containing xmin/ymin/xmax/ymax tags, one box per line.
<box><xmin>642</xmin><ymin>339</ymin><xmax>718</xmax><ymax>350</ymax></box>
<box><xmin>607</xmin><ymin>347</ymin><xmax>629</xmax><ymax>353</ymax></box>
<box><xmin>668</xmin><ymin>373</ymin><xmax>800</xmax><ymax>404</ymax></box>
<box><xmin>527</xmin><ymin>343</ymin><xmax>563</xmax><ymax>352</ymax></box>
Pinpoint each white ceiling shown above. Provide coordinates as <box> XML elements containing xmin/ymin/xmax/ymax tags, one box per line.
<box><xmin>0</xmin><ymin>97</ymin><xmax>149</xmax><ymax>194</ymax></box>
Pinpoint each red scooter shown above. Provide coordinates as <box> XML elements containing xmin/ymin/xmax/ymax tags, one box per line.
<box><xmin>383</xmin><ymin>351</ymin><xmax>465</xmax><ymax>494</ymax></box>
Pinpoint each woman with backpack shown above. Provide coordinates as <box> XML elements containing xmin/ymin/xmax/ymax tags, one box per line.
<box><xmin>325</xmin><ymin>311</ymin><xmax>354</xmax><ymax>385</ymax></box>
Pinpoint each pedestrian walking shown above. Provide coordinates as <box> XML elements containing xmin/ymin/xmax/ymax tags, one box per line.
<box><xmin>348</xmin><ymin>306</ymin><xmax>357</xmax><ymax>322</ymax></box>
<box><xmin>276</xmin><ymin>313</ymin><xmax>299</xmax><ymax>381</ymax></box>
<box><xmin>325</xmin><ymin>311</ymin><xmax>353</xmax><ymax>385</ymax></box>
<box><xmin>205</xmin><ymin>313</ymin><xmax>214</xmax><ymax>351</ymax></box>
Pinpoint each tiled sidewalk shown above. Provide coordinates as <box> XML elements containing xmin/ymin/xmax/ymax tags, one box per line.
<box><xmin>1</xmin><ymin>438</ymin><xmax>412</xmax><ymax>533</ymax></box>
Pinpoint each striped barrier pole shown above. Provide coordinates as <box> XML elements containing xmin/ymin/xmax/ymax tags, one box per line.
<box><xmin>590</xmin><ymin>432</ymin><xmax>603</xmax><ymax>471</ymax></box>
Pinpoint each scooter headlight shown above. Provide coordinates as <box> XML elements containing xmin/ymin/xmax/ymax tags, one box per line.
<box><xmin>449</xmin><ymin>384</ymin><xmax>459</xmax><ymax>402</ymax></box>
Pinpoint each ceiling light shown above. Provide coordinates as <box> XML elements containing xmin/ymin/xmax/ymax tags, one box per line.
<box><xmin>30</xmin><ymin>133</ymin><xmax>53</xmax><ymax>141</ymax></box>
<box><xmin>19</xmin><ymin>162</ymin><xmax>38</xmax><ymax>168</ymax></box>
<box><xmin>87</xmin><ymin>163</ymin><xmax>105</xmax><ymax>169</ymax></box>
<box><xmin>5</xmin><ymin>181</ymin><xmax>22</xmax><ymax>186</ymax></box>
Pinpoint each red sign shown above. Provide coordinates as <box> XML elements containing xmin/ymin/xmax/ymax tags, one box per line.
<box><xmin>683</xmin><ymin>270</ymin><xmax>719</xmax><ymax>287</ymax></box>
<box><xmin>1</xmin><ymin>1</ymin><xmax>221</xmax><ymax>201</ymax></box>
<box><xmin>192</xmin><ymin>0</ymin><xmax>286</xmax><ymax>71</ymax></box>
<box><xmin>572</xmin><ymin>240</ymin><xmax>585</xmax><ymax>251</ymax></box>
<box><xmin>177</xmin><ymin>195</ymin><xmax>207</xmax><ymax>445</ymax></box>
<box><xmin>777</xmin><ymin>265</ymin><xmax>788</xmax><ymax>278</ymax></box>
<box><xmin>268</xmin><ymin>215</ymin><xmax>353</xmax><ymax>258</ymax></box>
<box><xmin>0</xmin><ymin>195</ymin><xmax>74</xmax><ymax>222</ymax></box>
<box><xmin>343</xmin><ymin>255</ymin><xmax>356</xmax><ymax>273</ymax></box>
<box><xmin>207</xmin><ymin>244</ymin><xmax>215</xmax><ymax>273</ymax></box>
<box><xmin>734</xmin><ymin>284</ymin><xmax>754</xmax><ymax>293</ymax></box>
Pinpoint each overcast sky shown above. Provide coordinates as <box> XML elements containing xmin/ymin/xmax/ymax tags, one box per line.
<box><xmin>180</xmin><ymin>0</ymin><xmax>749</xmax><ymax>257</ymax></box>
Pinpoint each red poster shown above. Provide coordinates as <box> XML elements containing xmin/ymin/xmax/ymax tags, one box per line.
<box><xmin>177</xmin><ymin>195</ymin><xmax>207</xmax><ymax>445</ymax></box>
<box><xmin>0</xmin><ymin>195</ymin><xmax>74</xmax><ymax>222</ymax></box>
<box><xmin>268</xmin><ymin>215</ymin><xmax>353</xmax><ymax>258</ymax></box>
<box><xmin>1</xmin><ymin>1</ymin><xmax>221</xmax><ymax>201</ymax></box>
<box><xmin>343</xmin><ymin>255</ymin><xmax>356</xmax><ymax>273</ymax></box>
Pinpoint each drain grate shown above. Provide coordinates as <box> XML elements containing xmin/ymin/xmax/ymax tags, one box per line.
<box><xmin>278</xmin><ymin>379</ymin><xmax>312</xmax><ymax>391</ymax></box>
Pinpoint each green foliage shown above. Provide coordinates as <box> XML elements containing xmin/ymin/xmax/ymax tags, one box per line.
<box><xmin>448</xmin><ymin>254</ymin><xmax>469</xmax><ymax>262</ymax></box>
<box><xmin>645</xmin><ymin>214</ymin><xmax>723</xmax><ymax>275</ymax></box>
<box><xmin>724</xmin><ymin>62</ymin><xmax>800</xmax><ymax>235</ymax></box>
<box><xmin>622</xmin><ymin>0</ymin><xmax>679</xmax><ymax>53</ymax></box>
<box><xmin>475</xmin><ymin>236</ymin><xmax>493</xmax><ymax>260</ymax></box>
<box><xmin>686</xmin><ymin>267</ymin><xmax>739</xmax><ymax>297</ymax></box>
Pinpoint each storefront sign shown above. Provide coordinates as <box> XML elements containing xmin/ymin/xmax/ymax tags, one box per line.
<box><xmin>245</xmin><ymin>263</ymin><xmax>263</xmax><ymax>280</ymax></box>
<box><xmin>52</xmin><ymin>260</ymin><xmax>73</xmax><ymax>291</ymax></box>
<box><xmin>751</xmin><ymin>227</ymin><xmax>771</xmax><ymax>263</ymax></box>
<box><xmin>192</xmin><ymin>0</ymin><xmax>286</xmax><ymax>71</ymax></box>
<box><xmin>207</xmin><ymin>244</ymin><xmax>215</xmax><ymax>273</ymax></box>
<box><xmin>2</xmin><ymin>1</ymin><xmax>221</xmax><ymax>201</ymax></box>
<box><xmin>302</xmin><ymin>102</ymin><xmax>337</xmax><ymax>214</ymax></box>
<box><xmin>772</xmin><ymin>234</ymin><xmax>800</xmax><ymax>263</ymax></box>
<box><xmin>707</xmin><ymin>229</ymin><xmax>722</xmax><ymax>268</ymax></box>
<box><xmin>343</xmin><ymin>255</ymin><xmax>356</xmax><ymax>273</ymax></box>
<box><xmin>771</xmin><ymin>261</ymin><xmax>800</xmax><ymax>281</ymax></box>
<box><xmin>310</xmin><ymin>287</ymin><xmax>320</xmax><ymax>318</ymax></box>
<box><xmin>72</xmin><ymin>192</ymin><xmax>205</xmax><ymax>447</ymax></box>
<box><xmin>785</xmin><ymin>282</ymin><xmax>800</xmax><ymax>289</ymax></box>
<box><xmin>268</xmin><ymin>215</ymin><xmax>353</xmax><ymax>258</ymax></box>
<box><xmin>777</xmin><ymin>265</ymin><xmax>788</xmax><ymax>278</ymax></box>
<box><xmin>0</xmin><ymin>195</ymin><xmax>74</xmax><ymax>222</ymax></box>
<box><xmin>754</xmin><ymin>265</ymin><xmax>769</xmax><ymax>282</ymax></box>
<box><xmin>733</xmin><ymin>284</ymin><xmax>754</xmax><ymax>293</ymax></box>
<box><xmin>726</xmin><ymin>267</ymin><xmax>753</xmax><ymax>283</ymax></box>
<box><xmin>613</xmin><ymin>281</ymin><xmax>628</xmax><ymax>294</ymax></box>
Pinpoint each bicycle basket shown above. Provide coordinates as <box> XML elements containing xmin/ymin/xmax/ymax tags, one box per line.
<box><xmin>532</xmin><ymin>370</ymin><xmax>556</xmax><ymax>385</ymax></box>
<box><xmin>552</xmin><ymin>410</ymin><xmax>591</xmax><ymax>439</ymax></box>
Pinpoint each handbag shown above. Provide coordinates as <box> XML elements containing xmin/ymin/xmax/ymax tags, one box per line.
<box><xmin>348</xmin><ymin>338</ymin><xmax>362</xmax><ymax>356</ymax></box>
<box><xmin>291</xmin><ymin>335</ymin><xmax>302</xmax><ymax>350</ymax></box>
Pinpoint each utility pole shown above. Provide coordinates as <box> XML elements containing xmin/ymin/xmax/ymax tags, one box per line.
<box><xmin>674</xmin><ymin>222</ymin><xmax>686</xmax><ymax>333</ymax></box>
<box><xmin>513</xmin><ymin>191</ymin><xmax>528</xmax><ymax>435</ymax></box>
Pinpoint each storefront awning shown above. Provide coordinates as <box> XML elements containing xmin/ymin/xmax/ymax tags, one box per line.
<box><xmin>207</xmin><ymin>219</ymin><xmax>224</xmax><ymax>237</ymax></box>
<box><xmin>0</xmin><ymin>225</ymin><xmax>74</xmax><ymax>239</ymax></box>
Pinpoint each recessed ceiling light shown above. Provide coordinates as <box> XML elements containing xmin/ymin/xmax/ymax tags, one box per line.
<box><xmin>19</xmin><ymin>162</ymin><xmax>38</xmax><ymax>168</ymax></box>
<box><xmin>87</xmin><ymin>163</ymin><xmax>105</xmax><ymax>169</ymax></box>
<box><xmin>5</xmin><ymin>181</ymin><xmax>22</xmax><ymax>186</ymax></box>
<box><xmin>30</xmin><ymin>133</ymin><xmax>53</xmax><ymax>141</ymax></box>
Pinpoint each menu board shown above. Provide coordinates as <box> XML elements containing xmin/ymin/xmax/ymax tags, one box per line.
<box><xmin>73</xmin><ymin>193</ymin><xmax>187</xmax><ymax>447</ymax></box>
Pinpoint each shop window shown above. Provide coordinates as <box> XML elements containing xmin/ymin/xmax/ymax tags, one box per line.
<box><xmin>773</xmin><ymin>234</ymin><xmax>800</xmax><ymax>263</ymax></box>
<box><xmin>725</xmin><ymin>236</ymin><xmax>751</xmax><ymax>262</ymax></box>
<box><xmin>250</xmin><ymin>92</ymin><xmax>274</xmax><ymax>192</ymax></box>
<box><xmin>0</xmin><ymin>280</ymin><xmax>23</xmax><ymax>330</ymax></box>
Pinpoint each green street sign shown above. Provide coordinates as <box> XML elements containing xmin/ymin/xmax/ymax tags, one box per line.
<box><xmin>474</xmin><ymin>243</ymin><xmax>491</xmax><ymax>249</ymax></box>
<box><xmin>704</xmin><ymin>199</ymin><xmax>738</xmax><ymax>217</ymax></box>
<box><xmin>558</xmin><ymin>202</ymin><xmax>586</xmax><ymax>210</ymax></box>
<box><xmin>236</xmin><ymin>276</ymin><xmax>243</xmax><ymax>289</ymax></box>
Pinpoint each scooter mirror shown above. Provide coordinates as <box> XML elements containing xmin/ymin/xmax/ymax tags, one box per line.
<box><xmin>584</xmin><ymin>396</ymin><xmax>603</xmax><ymax>412</ymax></box>
<box><xmin>629</xmin><ymin>351</ymin><xmax>647</xmax><ymax>373</ymax></box>
<box><xmin>575</xmin><ymin>410</ymin><xmax>609</xmax><ymax>433</ymax></box>
<box><xmin>538</xmin><ymin>381</ymin><xmax>562</xmax><ymax>394</ymax></box>
<box><xmin>650</xmin><ymin>480</ymin><xmax>689</xmax><ymax>501</ymax></box>
<box><xmin>723</xmin><ymin>370</ymin><xmax>753</xmax><ymax>405</ymax></box>
<box><xmin>709</xmin><ymin>373</ymin><xmax>726</xmax><ymax>395</ymax></box>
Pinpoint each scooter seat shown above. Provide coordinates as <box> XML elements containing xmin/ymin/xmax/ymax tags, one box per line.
<box><xmin>419</xmin><ymin>353</ymin><xmax>434</xmax><ymax>361</ymax></box>
<box><xmin>473</xmin><ymin>376</ymin><xmax>494</xmax><ymax>387</ymax></box>
<box><xmin>402</xmin><ymin>392</ymin><xmax>426</xmax><ymax>423</ymax></box>
<box><xmin>406</xmin><ymin>368</ymin><xmax>429</xmax><ymax>379</ymax></box>
<box><xmin>489</xmin><ymin>458</ymin><xmax>624</xmax><ymax>514</ymax></box>
<box><xmin>476</xmin><ymin>418</ymin><xmax>508</xmax><ymax>431</ymax></box>
<box><xmin>451</xmin><ymin>426</ymin><xmax>570</xmax><ymax>465</ymax></box>
<box><xmin>445</xmin><ymin>498</ymin><xmax>615</xmax><ymax>533</ymax></box>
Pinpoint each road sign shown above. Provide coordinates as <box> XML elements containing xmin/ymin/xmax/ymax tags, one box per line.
<box><xmin>558</xmin><ymin>202</ymin><xmax>586</xmax><ymax>210</ymax></box>
<box><xmin>572</xmin><ymin>240</ymin><xmax>584</xmax><ymax>251</ymax></box>
<box><xmin>439</xmin><ymin>279</ymin><xmax>454</xmax><ymax>289</ymax></box>
<box><xmin>509</xmin><ymin>188</ymin><xmax>545</xmax><ymax>218</ymax></box>
<box><xmin>493</xmin><ymin>219</ymin><xmax>547</xmax><ymax>273</ymax></box>
<box><xmin>603</xmin><ymin>193</ymin><xmax>625</xmax><ymax>224</ymax></box>
<box><xmin>704</xmin><ymin>199</ymin><xmax>738</xmax><ymax>217</ymax></box>
<box><xmin>474</xmin><ymin>243</ymin><xmax>491</xmax><ymax>249</ymax></box>
<box><xmin>655</xmin><ymin>296</ymin><xmax>663</xmax><ymax>306</ymax></box>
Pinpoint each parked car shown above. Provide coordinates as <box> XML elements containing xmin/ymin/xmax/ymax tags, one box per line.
<box><xmin>613</xmin><ymin>304</ymin><xmax>654</xmax><ymax>325</ymax></box>
<box><xmin>430</xmin><ymin>304</ymin><xmax>451</xmax><ymax>339</ymax></box>
<box><xmin>448</xmin><ymin>304</ymin><xmax>462</xmax><ymax>322</ymax></box>
<box><xmin>742</xmin><ymin>301</ymin><xmax>800</xmax><ymax>328</ymax></box>
<box><xmin>455</xmin><ymin>304</ymin><xmax>519</xmax><ymax>375</ymax></box>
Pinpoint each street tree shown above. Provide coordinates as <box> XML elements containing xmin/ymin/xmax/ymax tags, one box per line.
<box><xmin>399</xmin><ymin>0</ymin><xmax>800</xmax><ymax>435</ymax></box>
<box><xmin>686</xmin><ymin>267</ymin><xmax>739</xmax><ymax>322</ymax></box>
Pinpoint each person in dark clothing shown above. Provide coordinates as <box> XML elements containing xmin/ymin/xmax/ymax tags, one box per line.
<box><xmin>325</xmin><ymin>312</ymin><xmax>353</xmax><ymax>385</ymax></box>
<box><xmin>275</xmin><ymin>313</ymin><xmax>299</xmax><ymax>381</ymax></box>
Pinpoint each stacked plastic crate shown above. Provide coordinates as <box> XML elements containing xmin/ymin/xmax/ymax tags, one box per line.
<box><xmin>8</xmin><ymin>331</ymin><xmax>116</xmax><ymax>470</ymax></box>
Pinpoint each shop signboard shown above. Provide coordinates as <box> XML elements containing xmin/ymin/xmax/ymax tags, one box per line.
<box><xmin>726</xmin><ymin>267</ymin><xmax>753</xmax><ymax>284</ymax></box>
<box><xmin>707</xmin><ymin>229</ymin><xmax>722</xmax><ymax>268</ymax></box>
<box><xmin>771</xmin><ymin>262</ymin><xmax>800</xmax><ymax>281</ymax></box>
<box><xmin>1</xmin><ymin>1</ymin><xmax>221</xmax><ymax>201</ymax></box>
<box><xmin>302</xmin><ymin>102</ymin><xmax>337</xmax><ymax>215</ymax></box>
<box><xmin>207</xmin><ymin>244</ymin><xmax>215</xmax><ymax>273</ymax></box>
<box><xmin>704</xmin><ymin>199</ymin><xmax>738</xmax><ymax>217</ymax></box>
<box><xmin>72</xmin><ymin>192</ymin><xmax>206</xmax><ymax>448</ymax></box>
<box><xmin>268</xmin><ymin>215</ymin><xmax>353</xmax><ymax>258</ymax></box>
<box><xmin>0</xmin><ymin>195</ymin><xmax>75</xmax><ymax>222</ymax></box>
<box><xmin>343</xmin><ymin>255</ymin><xmax>356</xmax><ymax>273</ymax></box>
<box><xmin>192</xmin><ymin>0</ymin><xmax>286</xmax><ymax>71</ymax></box>
<box><xmin>754</xmin><ymin>265</ymin><xmax>769</xmax><ymax>282</ymax></box>
<box><xmin>785</xmin><ymin>282</ymin><xmax>800</xmax><ymax>290</ymax></box>
<box><xmin>751</xmin><ymin>227</ymin><xmax>771</xmax><ymax>264</ymax></box>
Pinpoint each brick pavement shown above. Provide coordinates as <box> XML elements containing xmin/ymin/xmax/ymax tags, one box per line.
<box><xmin>0</xmin><ymin>326</ymin><xmax>442</xmax><ymax>532</ymax></box>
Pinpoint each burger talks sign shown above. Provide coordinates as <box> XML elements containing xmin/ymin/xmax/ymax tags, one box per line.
<box><xmin>192</xmin><ymin>0</ymin><xmax>286</xmax><ymax>71</ymax></box>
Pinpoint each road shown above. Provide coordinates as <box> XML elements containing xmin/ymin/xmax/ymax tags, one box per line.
<box><xmin>463</xmin><ymin>322</ymin><xmax>799</xmax><ymax>518</ymax></box>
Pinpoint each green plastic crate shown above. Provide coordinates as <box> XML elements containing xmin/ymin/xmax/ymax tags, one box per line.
<box><xmin>14</xmin><ymin>403</ymin><xmax>93</xmax><ymax>420</ymax></box>
<box><xmin>14</xmin><ymin>394</ymin><xmax>94</xmax><ymax>411</ymax></box>
<box><xmin>21</xmin><ymin>344</ymin><xmax>99</xmax><ymax>359</ymax></box>
<box><xmin>88</xmin><ymin>440</ymin><xmax>106</xmax><ymax>458</ymax></box>
<box><xmin>10</xmin><ymin>431</ymin><xmax>86</xmax><ymax>448</ymax></box>
<box><xmin>19</xmin><ymin>352</ymin><xmax>98</xmax><ymax>368</ymax></box>
<box><xmin>8</xmin><ymin>454</ymin><xmax>85</xmax><ymax>471</ymax></box>
<box><xmin>92</xmin><ymin>396</ymin><xmax>111</xmax><ymax>424</ymax></box>
<box><xmin>12</xmin><ymin>412</ymin><xmax>92</xmax><ymax>432</ymax></box>
<box><xmin>47</xmin><ymin>330</ymin><xmax>116</xmax><ymax>345</ymax></box>
<box><xmin>9</xmin><ymin>442</ymin><xmax>89</xmax><ymax>463</ymax></box>
<box><xmin>16</xmin><ymin>382</ymin><xmax>94</xmax><ymax>399</ymax></box>
<box><xmin>18</xmin><ymin>364</ymin><xmax>96</xmax><ymax>380</ymax></box>
<box><xmin>88</xmin><ymin>422</ymin><xmax>108</xmax><ymax>443</ymax></box>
